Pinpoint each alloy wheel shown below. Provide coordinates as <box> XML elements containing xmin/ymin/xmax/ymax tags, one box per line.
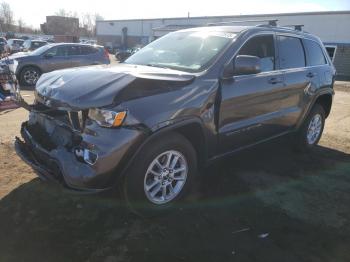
<box><xmin>306</xmin><ymin>113</ymin><xmax>323</xmax><ymax>145</ymax></box>
<box><xmin>144</xmin><ymin>150</ymin><xmax>188</xmax><ymax>205</ymax></box>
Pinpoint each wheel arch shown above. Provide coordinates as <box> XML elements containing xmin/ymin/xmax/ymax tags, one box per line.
<box><xmin>314</xmin><ymin>93</ymin><xmax>333</xmax><ymax>118</ymax></box>
<box><xmin>119</xmin><ymin>118</ymin><xmax>208</xmax><ymax>180</ymax></box>
<box><xmin>296</xmin><ymin>89</ymin><xmax>334</xmax><ymax>130</ymax></box>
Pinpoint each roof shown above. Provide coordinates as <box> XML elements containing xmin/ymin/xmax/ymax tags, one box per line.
<box><xmin>97</xmin><ymin>10</ymin><xmax>350</xmax><ymax>23</ymax></box>
<box><xmin>45</xmin><ymin>43</ymin><xmax>103</xmax><ymax>48</ymax></box>
<box><xmin>156</xmin><ymin>24</ymin><xmax>314</xmax><ymax>38</ymax></box>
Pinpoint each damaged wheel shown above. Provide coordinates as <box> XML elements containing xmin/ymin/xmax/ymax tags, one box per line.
<box><xmin>122</xmin><ymin>132</ymin><xmax>197</xmax><ymax>216</ymax></box>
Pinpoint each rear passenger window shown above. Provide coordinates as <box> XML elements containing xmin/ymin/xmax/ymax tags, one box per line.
<box><xmin>238</xmin><ymin>35</ymin><xmax>275</xmax><ymax>72</ymax></box>
<box><xmin>303</xmin><ymin>39</ymin><xmax>327</xmax><ymax>66</ymax></box>
<box><xmin>278</xmin><ymin>36</ymin><xmax>305</xmax><ymax>69</ymax></box>
<box><xmin>81</xmin><ymin>46</ymin><xmax>98</xmax><ymax>55</ymax></box>
<box><xmin>67</xmin><ymin>46</ymin><xmax>81</xmax><ymax>56</ymax></box>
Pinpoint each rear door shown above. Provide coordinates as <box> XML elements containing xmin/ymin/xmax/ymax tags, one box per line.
<box><xmin>276</xmin><ymin>35</ymin><xmax>314</xmax><ymax>128</ymax></box>
<box><xmin>218</xmin><ymin>34</ymin><xmax>287</xmax><ymax>153</ymax></box>
<box><xmin>68</xmin><ymin>45</ymin><xmax>100</xmax><ymax>67</ymax></box>
<box><xmin>67</xmin><ymin>45</ymin><xmax>84</xmax><ymax>68</ymax></box>
<box><xmin>302</xmin><ymin>38</ymin><xmax>333</xmax><ymax>90</ymax></box>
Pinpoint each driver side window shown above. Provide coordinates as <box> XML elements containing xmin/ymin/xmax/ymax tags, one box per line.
<box><xmin>45</xmin><ymin>46</ymin><xmax>67</xmax><ymax>57</ymax></box>
<box><xmin>238</xmin><ymin>35</ymin><xmax>275</xmax><ymax>72</ymax></box>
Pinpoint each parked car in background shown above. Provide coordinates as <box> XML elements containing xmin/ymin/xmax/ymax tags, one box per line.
<box><xmin>21</xmin><ymin>40</ymin><xmax>48</xmax><ymax>52</ymax></box>
<box><xmin>4</xmin><ymin>43</ymin><xmax>110</xmax><ymax>86</ymax></box>
<box><xmin>0</xmin><ymin>37</ymin><xmax>7</xmax><ymax>55</ymax></box>
<box><xmin>14</xmin><ymin>24</ymin><xmax>335</xmax><ymax>214</ymax></box>
<box><xmin>115</xmin><ymin>47</ymin><xmax>141</xmax><ymax>62</ymax></box>
<box><xmin>6</xmin><ymin>39</ymin><xmax>25</xmax><ymax>54</ymax></box>
<box><xmin>81</xmin><ymin>39</ymin><xmax>97</xmax><ymax>45</ymax></box>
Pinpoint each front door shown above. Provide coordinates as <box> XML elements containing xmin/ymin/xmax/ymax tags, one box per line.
<box><xmin>42</xmin><ymin>45</ymin><xmax>71</xmax><ymax>72</ymax></box>
<box><xmin>218</xmin><ymin>34</ymin><xmax>287</xmax><ymax>153</ymax></box>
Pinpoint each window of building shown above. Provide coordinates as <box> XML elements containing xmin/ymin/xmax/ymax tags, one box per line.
<box><xmin>238</xmin><ymin>35</ymin><xmax>275</xmax><ymax>72</ymax></box>
<box><xmin>278</xmin><ymin>36</ymin><xmax>305</xmax><ymax>69</ymax></box>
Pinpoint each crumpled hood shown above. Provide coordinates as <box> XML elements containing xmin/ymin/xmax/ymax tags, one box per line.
<box><xmin>35</xmin><ymin>64</ymin><xmax>195</xmax><ymax>110</ymax></box>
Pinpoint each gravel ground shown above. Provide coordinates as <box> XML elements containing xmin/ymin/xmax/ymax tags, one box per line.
<box><xmin>0</xmin><ymin>81</ymin><xmax>349</xmax><ymax>262</ymax></box>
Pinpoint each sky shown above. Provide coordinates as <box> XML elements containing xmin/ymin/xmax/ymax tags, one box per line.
<box><xmin>7</xmin><ymin>0</ymin><xmax>350</xmax><ymax>29</ymax></box>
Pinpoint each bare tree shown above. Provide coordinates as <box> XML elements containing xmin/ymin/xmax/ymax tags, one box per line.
<box><xmin>81</xmin><ymin>13</ymin><xmax>103</xmax><ymax>37</ymax></box>
<box><xmin>17</xmin><ymin>18</ymin><xmax>24</xmax><ymax>33</ymax></box>
<box><xmin>0</xmin><ymin>2</ymin><xmax>14</xmax><ymax>32</ymax></box>
<box><xmin>55</xmin><ymin>8</ymin><xmax>78</xmax><ymax>18</ymax></box>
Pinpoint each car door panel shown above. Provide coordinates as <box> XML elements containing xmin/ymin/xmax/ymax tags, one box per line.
<box><xmin>218</xmin><ymin>33</ymin><xmax>295</xmax><ymax>154</ymax></box>
<box><xmin>276</xmin><ymin>35</ymin><xmax>315</xmax><ymax>129</ymax></box>
<box><xmin>219</xmin><ymin>70</ymin><xmax>287</xmax><ymax>153</ymax></box>
<box><xmin>41</xmin><ymin>46</ymin><xmax>71</xmax><ymax>72</ymax></box>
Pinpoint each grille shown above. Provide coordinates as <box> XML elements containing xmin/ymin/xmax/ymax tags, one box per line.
<box><xmin>68</xmin><ymin>110</ymin><xmax>89</xmax><ymax>131</ymax></box>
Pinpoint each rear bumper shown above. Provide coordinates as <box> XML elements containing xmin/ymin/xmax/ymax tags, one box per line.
<box><xmin>15</xmin><ymin>121</ymin><xmax>144</xmax><ymax>193</ymax></box>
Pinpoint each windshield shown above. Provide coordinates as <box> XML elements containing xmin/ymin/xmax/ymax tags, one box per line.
<box><xmin>125</xmin><ymin>30</ymin><xmax>236</xmax><ymax>72</ymax></box>
<box><xmin>30</xmin><ymin>44</ymin><xmax>54</xmax><ymax>56</ymax></box>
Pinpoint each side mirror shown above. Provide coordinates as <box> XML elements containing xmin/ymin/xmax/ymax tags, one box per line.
<box><xmin>234</xmin><ymin>55</ymin><xmax>261</xmax><ymax>75</ymax></box>
<box><xmin>44</xmin><ymin>53</ymin><xmax>53</xmax><ymax>59</ymax></box>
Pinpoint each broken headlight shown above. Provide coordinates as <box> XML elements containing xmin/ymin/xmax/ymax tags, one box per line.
<box><xmin>88</xmin><ymin>108</ymin><xmax>127</xmax><ymax>128</ymax></box>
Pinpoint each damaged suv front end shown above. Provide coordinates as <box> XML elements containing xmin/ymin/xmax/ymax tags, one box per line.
<box><xmin>16</xmin><ymin>107</ymin><xmax>145</xmax><ymax>192</ymax></box>
<box><xmin>14</xmin><ymin>66</ymin><xmax>176</xmax><ymax>192</ymax></box>
<box><xmin>14</xmin><ymin>58</ymin><xmax>198</xmax><ymax>192</ymax></box>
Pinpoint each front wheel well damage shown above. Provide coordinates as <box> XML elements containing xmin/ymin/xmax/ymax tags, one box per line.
<box><xmin>315</xmin><ymin>94</ymin><xmax>332</xmax><ymax>118</ymax></box>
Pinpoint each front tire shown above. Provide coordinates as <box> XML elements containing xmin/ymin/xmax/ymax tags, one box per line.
<box><xmin>295</xmin><ymin>104</ymin><xmax>325</xmax><ymax>151</ymax></box>
<box><xmin>20</xmin><ymin>66</ymin><xmax>41</xmax><ymax>87</ymax></box>
<box><xmin>122</xmin><ymin>132</ymin><xmax>197</xmax><ymax>216</ymax></box>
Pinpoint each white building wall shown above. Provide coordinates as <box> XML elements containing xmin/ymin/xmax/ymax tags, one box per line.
<box><xmin>96</xmin><ymin>11</ymin><xmax>350</xmax><ymax>43</ymax></box>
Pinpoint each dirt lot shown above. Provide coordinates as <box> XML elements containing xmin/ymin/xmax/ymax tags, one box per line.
<box><xmin>0</xmin><ymin>84</ymin><xmax>350</xmax><ymax>262</ymax></box>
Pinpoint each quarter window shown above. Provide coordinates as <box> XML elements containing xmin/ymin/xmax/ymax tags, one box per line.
<box><xmin>303</xmin><ymin>39</ymin><xmax>327</xmax><ymax>66</ymax></box>
<box><xmin>325</xmin><ymin>46</ymin><xmax>336</xmax><ymax>62</ymax></box>
<box><xmin>278</xmin><ymin>36</ymin><xmax>305</xmax><ymax>69</ymax></box>
<box><xmin>238</xmin><ymin>35</ymin><xmax>275</xmax><ymax>72</ymax></box>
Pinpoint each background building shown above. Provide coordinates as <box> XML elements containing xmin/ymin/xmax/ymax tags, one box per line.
<box><xmin>96</xmin><ymin>11</ymin><xmax>350</xmax><ymax>79</ymax></box>
<box><xmin>41</xmin><ymin>16</ymin><xmax>80</xmax><ymax>36</ymax></box>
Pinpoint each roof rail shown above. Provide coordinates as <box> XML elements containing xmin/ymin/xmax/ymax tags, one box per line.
<box><xmin>281</xmin><ymin>24</ymin><xmax>304</xmax><ymax>31</ymax></box>
<box><xmin>207</xmin><ymin>19</ymin><xmax>278</xmax><ymax>27</ymax></box>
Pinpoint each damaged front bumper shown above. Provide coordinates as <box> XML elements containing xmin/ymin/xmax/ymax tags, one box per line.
<box><xmin>15</xmin><ymin>112</ymin><xmax>145</xmax><ymax>193</ymax></box>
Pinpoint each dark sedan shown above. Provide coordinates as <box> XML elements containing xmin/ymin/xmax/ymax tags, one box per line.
<box><xmin>3</xmin><ymin>43</ymin><xmax>110</xmax><ymax>86</ymax></box>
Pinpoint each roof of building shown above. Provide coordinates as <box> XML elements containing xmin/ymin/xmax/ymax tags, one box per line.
<box><xmin>97</xmin><ymin>10</ymin><xmax>350</xmax><ymax>23</ymax></box>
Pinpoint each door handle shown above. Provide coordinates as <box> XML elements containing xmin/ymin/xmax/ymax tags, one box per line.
<box><xmin>268</xmin><ymin>78</ymin><xmax>283</xmax><ymax>84</ymax></box>
<box><xmin>306</xmin><ymin>72</ymin><xmax>316</xmax><ymax>78</ymax></box>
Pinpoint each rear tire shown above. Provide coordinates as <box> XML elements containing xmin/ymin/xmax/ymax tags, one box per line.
<box><xmin>122</xmin><ymin>132</ymin><xmax>197</xmax><ymax>216</ymax></box>
<box><xmin>20</xmin><ymin>66</ymin><xmax>41</xmax><ymax>87</ymax></box>
<box><xmin>294</xmin><ymin>104</ymin><xmax>325</xmax><ymax>151</ymax></box>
